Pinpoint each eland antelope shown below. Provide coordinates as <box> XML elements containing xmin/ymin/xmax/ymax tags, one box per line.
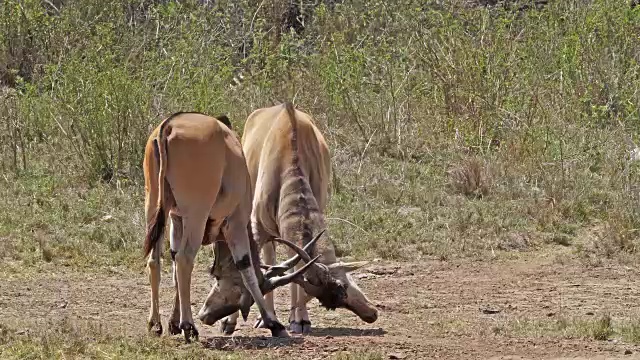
<box><xmin>143</xmin><ymin>112</ymin><xmax>319</xmax><ymax>341</ymax></box>
<box><xmin>218</xmin><ymin>103</ymin><xmax>378</xmax><ymax>335</ymax></box>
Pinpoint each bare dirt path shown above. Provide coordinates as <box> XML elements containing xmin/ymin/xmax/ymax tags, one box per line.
<box><xmin>3</xmin><ymin>254</ymin><xmax>640</xmax><ymax>359</ymax></box>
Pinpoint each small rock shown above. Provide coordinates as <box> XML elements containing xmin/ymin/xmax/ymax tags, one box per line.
<box><xmin>586</xmin><ymin>311</ymin><xmax>594</xmax><ymax>315</ymax></box>
<box><xmin>369</xmin><ymin>266</ymin><xmax>399</xmax><ymax>276</ymax></box>
<box><xmin>58</xmin><ymin>301</ymin><xmax>68</xmax><ymax>309</ymax></box>
<box><xmin>547</xmin><ymin>312</ymin><xmax>555</xmax><ymax>317</ymax></box>
<box><xmin>481</xmin><ymin>307</ymin><xmax>501</xmax><ymax>314</ymax></box>
<box><xmin>389</xmin><ymin>352</ymin><xmax>406</xmax><ymax>359</ymax></box>
<box><xmin>625</xmin><ymin>349</ymin><xmax>633</xmax><ymax>355</ymax></box>
<box><xmin>354</xmin><ymin>272</ymin><xmax>377</xmax><ymax>279</ymax></box>
<box><xmin>101</xmin><ymin>215</ymin><xmax>114</xmax><ymax>222</ymax></box>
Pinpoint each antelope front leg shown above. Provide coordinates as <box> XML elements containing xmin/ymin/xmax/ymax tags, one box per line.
<box><xmin>293</xmin><ymin>286</ymin><xmax>313</xmax><ymax>334</ymax></box>
<box><xmin>288</xmin><ymin>272</ymin><xmax>299</xmax><ymax>332</ymax></box>
<box><xmin>287</xmin><ymin>261</ymin><xmax>312</xmax><ymax>333</ymax></box>
<box><xmin>285</xmin><ymin>247</ymin><xmax>312</xmax><ymax>334</ymax></box>
<box><xmin>255</xmin><ymin>238</ymin><xmax>277</xmax><ymax>329</ymax></box>
<box><xmin>263</xmin><ymin>239</ymin><xmax>277</xmax><ymax>312</ymax></box>
<box><xmin>227</xmin><ymin>221</ymin><xmax>288</xmax><ymax>338</ymax></box>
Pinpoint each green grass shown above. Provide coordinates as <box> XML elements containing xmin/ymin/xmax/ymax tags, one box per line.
<box><xmin>1</xmin><ymin>0</ymin><xmax>640</xmax><ymax>269</ymax></box>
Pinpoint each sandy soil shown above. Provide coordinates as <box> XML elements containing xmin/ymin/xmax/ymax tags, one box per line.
<box><xmin>3</xmin><ymin>255</ymin><xmax>640</xmax><ymax>359</ymax></box>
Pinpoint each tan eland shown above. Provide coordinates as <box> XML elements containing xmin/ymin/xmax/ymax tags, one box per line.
<box><xmin>143</xmin><ymin>112</ymin><xmax>319</xmax><ymax>341</ymax></box>
<box><xmin>219</xmin><ymin>102</ymin><xmax>378</xmax><ymax>335</ymax></box>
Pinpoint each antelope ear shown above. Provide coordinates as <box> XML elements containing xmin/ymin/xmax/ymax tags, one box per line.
<box><xmin>328</xmin><ymin>261</ymin><xmax>369</xmax><ymax>273</ymax></box>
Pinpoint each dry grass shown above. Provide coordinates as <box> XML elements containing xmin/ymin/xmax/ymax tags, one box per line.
<box><xmin>0</xmin><ymin>319</ymin><xmax>381</xmax><ymax>360</ymax></box>
<box><xmin>501</xmin><ymin>314</ymin><xmax>620</xmax><ymax>342</ymax></box>
<box><xmin>447</xmin><ymin>157</ymin><xmax>491</xmax><ymax>198</ymax></box>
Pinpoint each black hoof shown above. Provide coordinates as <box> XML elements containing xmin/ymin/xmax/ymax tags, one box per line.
<box><xmin>267</xmin><ymin>320</ymin><xmax>289</xmax><ymax>338</ymax></box>
<box><xmin>289</xmin><ymin>320</ymin><xmax>311</xmax><ymax>335</ymax></box>
<box><xmin>301</xmin><ymin>320</ymin><xmax>312</xmax><ymax>335</ymax></box>
<box><xmin>147</xmin><ymin>320</ymin><xmax>163</xmax><ymax>336</ymax></box>
<box><xmin>219</xmin><ymin>318</ymin><xmax>237</xmax><ymax>335</ymax></box>
<box><xmin>168</xmin><ymin>321</ymin><xmax>181</xmax><ymax>336</ymax></box>
<box><xmin>180</xmin><ymin>323</ymin><xmax>199</xmax><ymax>343</ymax></box>
<box><xmin>289</xmin><ymin>320</ymin><xmax>301</xmax><ymax>334</ymax></box>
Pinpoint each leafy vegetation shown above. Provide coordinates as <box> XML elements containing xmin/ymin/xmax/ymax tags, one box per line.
<box><xmin>1</xmin><ymin>0</ymin><xmax>640</xmax><ymax>270</ymax></box>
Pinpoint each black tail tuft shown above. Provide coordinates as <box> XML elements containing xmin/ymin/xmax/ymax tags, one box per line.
<box><xmin>143</xmin><ymin>206</ymin><xmax>165</xmax><ymax>257</ymax></box>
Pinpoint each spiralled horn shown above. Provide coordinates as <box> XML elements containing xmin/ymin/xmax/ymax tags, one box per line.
<box><xmin>261</xmin><ymin>255</ymin><xmax>321</xmax><ymax>294</ymax></box>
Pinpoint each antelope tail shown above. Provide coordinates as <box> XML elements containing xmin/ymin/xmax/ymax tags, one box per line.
<box><xmin>143</xmin><ymin>117</ymin><xmax>171</xmax><ymax>257</ymax></box>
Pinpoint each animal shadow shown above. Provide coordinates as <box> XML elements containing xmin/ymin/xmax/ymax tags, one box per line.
<box><xmin>309</xmin><ymin>327</ymin><xmax>386</xmax><ymax>337</ymax></box>
<box><xmin>201</xmin><ymin>335</ymin><xmax>303</xmax><ymax>351</ymax></box>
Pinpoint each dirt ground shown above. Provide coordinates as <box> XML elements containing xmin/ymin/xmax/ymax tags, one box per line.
<box><xmin>3</xmin><ymin>253</ymin><xmax>640</xmax><ymax>359</ymax></box>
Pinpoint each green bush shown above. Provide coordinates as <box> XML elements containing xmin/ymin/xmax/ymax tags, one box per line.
<box><xmin>1</xmin><ymin>0</ymin><xmax>640</xmax><ymax>268</ymax></box>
